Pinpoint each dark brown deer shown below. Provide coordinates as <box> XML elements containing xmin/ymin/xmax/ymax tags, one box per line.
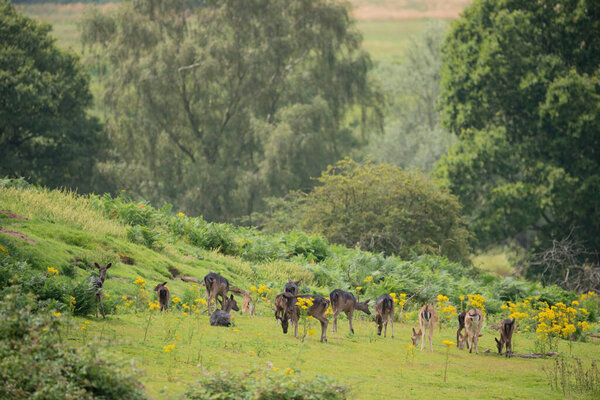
<box><xmin>210</xmin><ymin>295</ymin><xmax>240</xmax><ymax>327</ymax></box>
<box><xmin>374</xmin><ymin>294</ymin><xmax>394</xmax><ymax>338</ymax></box>
<box><xmin>329</xmin><ymin>289</ymin><xmax>370</xmax><ymax>334</ymax></box>
<box><xmin>274</xmin><ymin>293</ymin><xmax>330</xmax><ymax>342</ymax></box>
<box><xmin>284</xmin><ymin>279</ymin><xmax>301</xmax><ymax>296</ymax></box>
<box><xmin>90</xmin><ymin>262</ymin><xmax>111</xmax><ymax>318</ymax></box>
<box><xmin>411</xmin><ymin>304</ymin><xmax>438</xmax><ymax>351</ymax></box>
<box><xmin>457</xmin><ymin>310</ymin><xmax>466</xmax><ymax>347</ymax></box>
<box><xmin>495</xmin><ymin>318</ymin><xmax>516</xmax><ymax>357</ymax></box>
<box><xmin>458</xmin><ymin>308</ymin><xmax>485</xmax><ymax>354</ymax></box>
<box><xmin>153</xmin><ymin>282</ymin><xmax>170</xmax><ymax>311</ymax></box>
<box><xmin>204</xmin><ymin>272</ymin><xmax>230</xmax><ymax>314</ymax></box>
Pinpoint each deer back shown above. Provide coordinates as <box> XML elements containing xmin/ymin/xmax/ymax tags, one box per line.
<box><xmin>204</xmin><ymin>272</ymin><xmax>229</xmax><ymax>296</ymax></box>
<box><xmin>329</xmin><ymin>289</ymin><xmax>356</xmax><ymax>313</ymax></box>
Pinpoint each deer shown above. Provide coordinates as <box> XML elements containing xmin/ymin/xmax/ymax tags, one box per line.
<box><xmin>153</xmin><ymin>282</ymin><xmax>170</xmax><ymax>311</ymax></box>
<box><xmin>411</xmin><ymin>304</ymin><xmax>438</xmax><ymax>351</ymax></box>
<box><xmin>495</xmin><ymin>318</ymin><xmax>516</xmax><ymax>357</ymax></box>
<box><xmin>89</xmin><ymin>262</ymin><xmax>111</xmax><ymax>318</ymax></box>
<box><xmin>284</xmin><ymin>279</ymin><xmax>301</xmax><ymax>296</ymax></box>
<box><xmin>204</xmin><ymin>272</ymin><xmax>230</xmax><ymax>314</ymax></box>
<box><xmin>458</xmin><ymin>308</ymin><xmax>485</xmax><ymax>354</ymax></box>
<box><xmin>329</xmin><ymin>289</ymin><xmax>370</xmax><ymax>334</ymax></box>
<box><xmin>374</xmin><ymin>294</ymin><xmax>394</xmax><ymax>338</ymax></box>
<box><xmin>274</xmin><ymin>293</ymin><xmax>330</xmax><ymax>342</ymax></box>
<box><xmin>209</xmin><ymin>294</ymin><xmax>240</xmax><ymax>327</ymax></box>
<box><xmin>230</xmin><ymin>287</ymin><xmax>254</xmax><ymax>315</ymax></box>
<box><xmin>457</xmin><ymin>310</ymin><xmax>466</xmax><ymax>347</ymax></box>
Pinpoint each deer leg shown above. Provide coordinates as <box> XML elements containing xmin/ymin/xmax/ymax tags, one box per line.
<box><xmin>315</xmin><ymin>314</ymin><xmax>328</xmax><ymax>343</ymax></box>
<box><xmin>429</xmin><ymin>327</ymin><xmax>434</xmax><ymax>352</ymax></box>
<box><xmin>347</xmin><ymin>311</ymin><xmax>354</xmax><ymax>334</ymax></box>
<box><xmin>332</xmin><ymin>310</ymin><xmax>339</xmax><ymax>333</ymax></box>
<box><xmin>95</xmin><ymin>293</ymin><xmax>99</xmax><ymax>318</ymax></box>
<box><xmin>390</xmin><ymin>315</ymin><xmax>394</xmax><ymax>339</ymax></box>
<box><xmin>421</xmin><ymin>328</ymin><xmax>426</xmax><ymax>351</ymax></box>
<box><xmin>98</xmin><ymin>292</ymin><xmax>106</xmax><ymax>318</ymax></box>
<box><xmin>294</xmin><ymin>318</ymin><xmax>299</xmax><ymax>339</ymax></box>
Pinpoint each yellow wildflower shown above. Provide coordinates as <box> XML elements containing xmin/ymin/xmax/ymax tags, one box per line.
<box><xmin>171</xmin><ymin>297</ymin><xmax>181</xmax><ymax>304</ymax></box>
<box><xmin>52</xmin><ymin>312</ymin><xmax>62</xmax><ymax>317</ymax></box>
<box><xmin>47</xmin><ymin>267</ymin><xmax>59</xmax><ymax>275</ymax></box>
<box><xmin>443</xmin><ymin>340</ymin><xmax>455</xmax><ymax>348</ymax></box>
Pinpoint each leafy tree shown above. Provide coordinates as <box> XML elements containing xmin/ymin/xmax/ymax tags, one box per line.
<box><xmin>367</xmin><ymin>21</ymin><xmax>456</xmax><ymax>171</ymax></box>
<box><xmin>436</xmin><ymin>0</ymin><xmax>600</xmax><ymax>254</ymax></box>
<box><xmin>298</xmin><ymin>159</ymin><xmax>470</xmax><ymax>262</ymax></box>
<box><xmin>0</xmin><ymin>1</ymin><xmax>105</xmax><ymax>192</ymax></box>
<box><xmin>82</xmin><ymin>0</ymin><xmax>381</xmax><ymax>221</ymax></box>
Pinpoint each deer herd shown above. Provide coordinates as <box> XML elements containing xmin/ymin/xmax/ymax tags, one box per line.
<box><xmin>91</xmin><ymin>264</ymin><xmax>516</xmax><ymax>356</ymax></box>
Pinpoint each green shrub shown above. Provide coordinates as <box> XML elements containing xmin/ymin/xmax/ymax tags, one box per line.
<box><xmin>184</xmin><ymin>371</ymin><xmax>349</xmax><ymax>399</ymax></box>
<box><xmin>0</xmin><ymin>290</ymin><xmax>147</xmax><ymax>400</ymax></box>
<box><xmin>127</xmin><ymin>225</ymin><xmax>163</xmax><ymax>250</ymax></box>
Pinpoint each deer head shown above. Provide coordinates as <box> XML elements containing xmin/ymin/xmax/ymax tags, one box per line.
<box><xmin>224</xmin><ymin>294</ymin><xmax>239</xmax><ymax>313</ymax></box>
<box><xmin>411</xmin><ymin>327</ymin><xmax>421</xmax><ymax>346</ymax></box>
<box><xmin>355</xmin><ymin>299</ymin><xmax>371</xmax><ymax>315</ymax></box>
<box><xmin>94</xmin><ymin>262</ymin><xmax>111</xmax><ymax>282</ymax></box>
<box><xmin>154</xmin><ymin>282</ymin><xmax>167</xmax><ymax>291</ymax></box>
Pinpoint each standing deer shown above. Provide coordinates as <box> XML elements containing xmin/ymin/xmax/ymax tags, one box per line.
<box><xmin>90</xmin><ymin>262</ymin><xmax>111</xmax><ymax>318</ymax></box>
<box><xmin>458</xmin><ymin>308</ymin><xmax>485</xmax><ymax>354</ymax></box>
<box><xmin>495</xmin><ymin>318</ymin><xmax>516</xmax><ymax>357</ymax></box>
<box><xmin>230</xmin><ymin>287</ymin><xmax>254</xmax><ymax>315</ymax></box>
<box><xmin>284</xmin><ymin>279</ymin><xmax>301</xmax><ymax>296</ymax></box>
<box><xmin>204</xmin><ymin>272</ymin><xmax>230</xmax><ymax>314</ymax></box>
<box><xmin>374</xmin><ymin>294</ymin><xmax>394</xmax><ymax>338</ymax></box>
<box><xmin>411</xmin><ymin>304</ymin><xmax>438</xmax><ymax>351</ymax></box>
<box><xmin>153</xmin><ymin>282</ymin><xmax>170</xmax><ymax>311</ymax></box>
<box><xmin>329</xmin><ymin>289</ymin><xmax>370</xmax><ymax>334</ymax></box>
<box><xmin>274</xmin><ymin>293</ymin><xmax>330</xmax><ymax>342</ymax></box>
<box><xmin>210</xmin><ymin>294</ymin><xmax>240</xmax><ymax>327</ymax></box>
<box><xmin>457</xmin><ymin>310</ymin><xmax>466</xmax><ymax>347</ymax></box>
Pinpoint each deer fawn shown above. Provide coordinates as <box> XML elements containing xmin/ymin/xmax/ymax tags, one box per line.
<box><xmin>411</xmin><ymin>304</ymin><xmax>438</xmax><ymax>351</ymax></box>
<box><xmin>458</xmin><ymin>308</ymin><xmax>485</xmax><ymax>354</ymax></box>
<box><xmin>329</xmin><ymin>289</ymin><xmax>370</xmax><ymax>334</ymax></box>
<box><xmin>495</xmin><ymin>318</ymin><xmax>516</xmax><ymax>357</ymax></box>
<box><xmin>274</xmin><ymin>293</ymin><xmax>330</xmax><ymax>342</ymax></box>
<box><xmin>284</xmin><ymin>279</ymin><xmax>301</xmax><ymax>296</ymax></box>
<box><xmin>154</xmin><ymin>282</ymin><xmax>170</xmax><ymax>311</ymax></box>
<box><xmin>204</xmin><ymin>272</ymin><xmax>230</xmax><ymax>314</ymax></box>
<box><xmin>374</xmin><ymin>294</ymin><xmax>394</xmax><ymax>338</ymax></box>
<box><xmin>90</xmin><ymin>262</ymin><xmax>111</xmax><ymax>318</ymax></box>
<box><xmin>210</xmin><ymin>294</ymin><xmax>240</xmax><ymax>327</ymax></box>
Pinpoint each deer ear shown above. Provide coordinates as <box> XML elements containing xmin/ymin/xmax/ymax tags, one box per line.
<box><xmin>106</xmin><ymin>263</ymin><xmax>112</xmax><ymax>269</ymax></box>
<box><xmin>94</xmin><ymin>262</ymin><xmax>100</xmax><ymax>268</ymax></box>
<box><xmin>230</xmin><ymin>294</ymin><xmax>234</xmax><ymax>300</ymax></box>
<box><xmin>163</xmin><ymin>282</ymin><xmax>167</xmax><ymax>286</ymax></box>
<box><xmin>288</xmin><ymin>278</ymin><xmax>293</xmax><ymax>283</ymax></box>
<box><xmin>495</xmin><ymin>337</ymin><xmax>500</xmax><ymax>344</ymax></box>
<box><xmin>412</xmin><ymin>328</ymin><xmax>416</xmax><ymax>335</ymax></box>
<box><xmin>295</xmin><ymin>279</ymin><xmax>302</xmax><ymax>285</ymax></box>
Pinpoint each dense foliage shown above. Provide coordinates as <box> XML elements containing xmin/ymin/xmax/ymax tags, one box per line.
<box><xmin>81</xmin><ymin>0</ymin><xmax>381</xmax><ymax>221</ymax></box>
<box><xmin>0</xmin><ymin>1</ymin><xmax>106</xmax><ymax>193</ymax></box>
<box><xmin>437</xmin><ymin>0</ymin><xmax>600</xmax><ymax>259</ymax></box>
<box><xmin>0</xmin><ymin>288</ymin><xmax>146</xmax><ymax>399</ymax></box>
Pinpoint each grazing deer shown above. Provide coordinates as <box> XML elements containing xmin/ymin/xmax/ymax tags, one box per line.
<box><xmin>495</xmin><ymin>318</ymin><xmax>516</xmax><ymax>357</ymax></box>
<box><xmin>458</xmin><ymin>308</ymin><xmax>485</xmax><ymax>354</ymax></box>
<box><xmin>90</xmin><ymin>262</ymin><xmax>111</xmax><ymax>318</ymax></box>
<box><xmin>210</xmin><ymin>295</ymin><xmax>239</xmax><ymax>327</ymax></box>
<box><xmin>329</xmin><ymin>289</ymin><xmax>370</xmax><ymax>334</ymax></box>
<box><xmin>411</xmin><ymin>304</ymin><xmax>438</xmax><ymax>351</ymax></box>
<box><xmin>457</xmin><ymin>310</ymin><xmax>466</xmax><ymax>347</ymax></box>
<box><xmin>153</xmin><ymin>282</ymin><xmax>170</xmax><ymax>311</ymax></box>
<box><xmin>204</xmin><ymin>272</ymin><xmax>230</xmax><ymax>314</ymax></box>
<box><xmin>274</xmin><ymin>293</ymin><xmax>330</xmax><ymax>342</ymax></box>
<box><xmin>284</xmin><ymin>279</ymin><xmax>301</xmax><ymax>296</ymax></box>
<box><xmin>374</xmin><ymin>294</ymin><xmax>394</xmax><ymax>338</ymax></box>
<box><xmin>230</xmin><ymin>287</ymin><xmax>254</xmax><ymax>315</ymax></box>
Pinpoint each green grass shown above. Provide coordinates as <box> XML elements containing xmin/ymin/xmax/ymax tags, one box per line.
<box><xmin>472</xmin><ymin>248</ymin><xmax>517</xmax><ymax>277</ymax></box>
<box><xmin>68</xmin><ymin>311</ymin><xmax>600</xmax><ymax>399</ymax></box>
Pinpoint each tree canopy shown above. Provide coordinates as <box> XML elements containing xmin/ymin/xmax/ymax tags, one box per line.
<box><xmin>82</xmin><ymin>0</ymin><xmax>382</xmax><ymax>221</ymax></box>
<box><xmin>295</xmin><ymin>159</ymin><xmax>470</xmax><ymax>262</ymax></box>
<box><xmin>0</xmin><ymin>1</ymin><xmax>104</xmax><ymax>191</ymax></box>
<box><xmin>436</xmin><ymin>0</ymin><xmax>600</xmax><ymax>254</ymax></box>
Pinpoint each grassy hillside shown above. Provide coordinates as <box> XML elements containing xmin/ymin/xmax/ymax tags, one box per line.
<box><xmin>1</xmin><ymin>182</ymin><xmax>599</xmax><ymax>398</ymax></box>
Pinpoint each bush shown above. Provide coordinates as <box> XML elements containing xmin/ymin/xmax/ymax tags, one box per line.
<box><xmin>0</xmin><ymin>290</ymin><xmax>147</xmax><ymax>399</ymax></box>
<box><xmin>184</xmin><ymin>371</ymin><xmax>349</xmax><ymax>399</ymax></box>
<box><xmin>299</xmin><ymin>159</ymin><xmax>470</xmax><ymax>261</ymax></box>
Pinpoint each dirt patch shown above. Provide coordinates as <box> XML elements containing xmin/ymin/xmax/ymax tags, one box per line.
<box><xmin>0</xmin><ymin>227</ymin><xmax>37</xmax><ymax>245</ymax></box>
<box><xmin>119</xmin><ymin>254</ymin><xmax>135</xmax><ymax>265</ymax></box>
<box><xmin>0</xmin><ymin>210</ymin><xmax>27</xmax><ymax>220</ymax></box>
<box><xmin>168</xmin><ymin>266</ymin><xmax>181</xmax><ymax>278</ymax></box>
<box><xmin>350</xmin><ymin>0</ymin><xmax>472</xmax><ymax>20</ymax></box>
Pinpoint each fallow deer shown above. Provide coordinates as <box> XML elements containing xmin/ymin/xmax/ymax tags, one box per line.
<box><xmin>274</xmin><ymin>293</ymin><xmax>330</xmax><ymax>342</ymax></box>
<box><xmin>495</xmin><ymin>318</ymin><xmax>516</xmax><ymax>357</ymax></box>
<box><xmin>204</xmin><ymin>272</ymin><xmax>230</xmax><ymax>314</ymax></box>
<box><xmin>411</xmin><ymin>304</ymin><xmax>438</xmax><ymax>351</ymax></box>
<box><xmin>210</xmin><ymin>294</ymin><xmax>240</xmax><ymax>327</ymax></box>
<box><xmin>374</xmin><ymin>294</ymin><xmax>394</xmax><ymax>338</ymax></box>
<box><xmin>458</xmin><ymin>308</ymin><xmax>485</xmax><ymax>354</ymax></box>
<box><xmin>329</xmin><ymin>289</ymin><xmax>370</xmax><ymax>334</ymax></box>
<box><xmin>284</xmin><ymin>279</ymin><xmax>301</xmax><ymax>296</ymax></box>
<box><xmin>457</xmin><ymin>310</ymin><xmax>466</xmax><ymax>347</ymax></box>
<box><xmin>153</xmin><ymin>282</ymin><xmax>170</xmax><ymax>311</ymax></box>
<box><xmin>230</xmin><ymin>287</ymin><xmax>254</xmax><ymax>315</ymax></box>
<box><xmin>90</xmin><ymin>262</ymin><xmax>111</xmax><ymax>318</ymax></box>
